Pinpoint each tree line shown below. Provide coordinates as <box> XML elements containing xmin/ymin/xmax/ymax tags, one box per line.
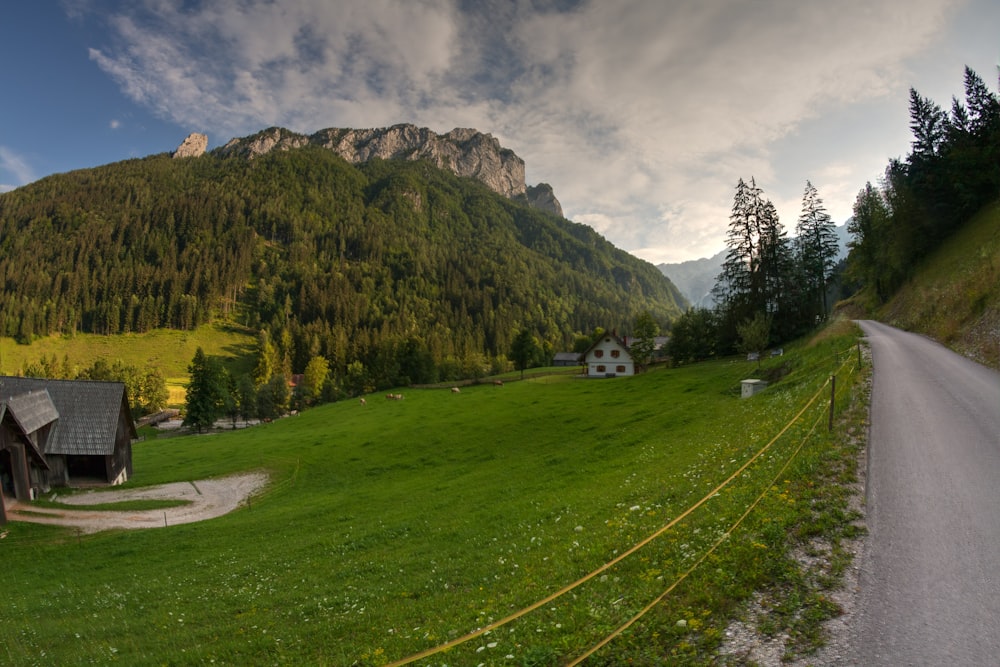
<box><xmin>847</xmin><ymin>66</ymin><xmax>1000</xmax><ymax>302</ymax></box>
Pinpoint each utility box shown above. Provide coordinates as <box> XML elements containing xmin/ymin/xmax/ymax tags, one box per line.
<box><xmin>741</xmin><ymin>379</ymin><xmax>768</xmax><ymax>398</ymax></box>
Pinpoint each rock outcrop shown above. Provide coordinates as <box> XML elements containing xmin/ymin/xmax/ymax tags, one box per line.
<box><xmin>216</xmin><ymin>124</ymin><xmax>559</xmax><ymax>214</ymax></box>
<box><xmin>172</xmin><ymin>133</ymin><xmax>208</xmax><ymax>158</ymax></box>
<box><xmin>525</xmin><ymin>183</ymin><xmax>564</xmax><ymax>218</ymax></box>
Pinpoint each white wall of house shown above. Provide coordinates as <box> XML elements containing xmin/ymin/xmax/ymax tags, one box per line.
<box><xmin>584</xmin><ymin>336</ymin><xmax>635</xmax><ymax>377</ymax></box>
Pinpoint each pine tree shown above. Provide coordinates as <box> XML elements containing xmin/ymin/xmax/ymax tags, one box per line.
<box><xmin>795</xmin><ymin>181</ymin><xmax>840</xmax><ymax>319</ymax></box>
<box><xmin>184</xmin><ymin>347</ymin><xmax>229</xmax><ymax>432</ymax></box>
<box><xmin>630</xmin><ymin>310</ymin><xmax>659</xmax><ymax>371</ymax></box>
<box><xmin>714</xmin><ymin>178</ymin><xmax>794</xmax><ymax>346</ymax></box>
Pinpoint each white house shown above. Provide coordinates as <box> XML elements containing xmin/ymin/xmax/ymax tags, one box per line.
<box><xmin>582</xmin><ymin>334</ymin><xmax>635</xmax><ymax>377</ymax></box>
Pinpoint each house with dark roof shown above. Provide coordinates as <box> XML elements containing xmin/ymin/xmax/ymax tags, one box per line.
<box><xmin>0</xmin><ymin>377</ymin><xmax>136</xmax><ymax>523</ymax></box>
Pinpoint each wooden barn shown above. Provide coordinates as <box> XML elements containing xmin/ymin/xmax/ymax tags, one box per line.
<box><xmin>0</xmin><ymin>377</ymin><xmax>136</xmax><ymax>523</ymax></box>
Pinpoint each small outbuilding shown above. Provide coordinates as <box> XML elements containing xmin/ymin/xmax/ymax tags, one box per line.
<box><xmin>741</xmin><ymin>379</ymin><xmax>768</xmax><ymax>398</ymax></box>
<box><xmin>582</xmin><ymin>334</ymin><xmax>635</xmax><ymax>377</ymax></box>
<box><xmin>0</xmin><ymin>377</ymin><xmax>137</xmax><ymax>523</ymax></box>
<box><xmin>552</xmin><ymin>352</ymin><xmax>581</xmax><ymax>367</ymax></box>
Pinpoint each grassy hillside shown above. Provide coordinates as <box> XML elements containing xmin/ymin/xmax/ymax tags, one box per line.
<box><xmin>0</xmin><ymin>322</ymin><xmax>255</xmax><ymax>403</ymax></box>
<box><xmin>0</xmin><ymin>324</ymin><xmax>865</xmax><ymax>665</ymax></box>
<box><xmin>878</xmin><ymin>200</ymin><xmax>1000</xmax><ymax>369</ymax></box>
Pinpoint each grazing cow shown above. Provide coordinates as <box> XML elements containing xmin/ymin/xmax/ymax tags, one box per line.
<box><xmin>359</xmin><ymin>397</ymin><xmax>366</xmax><ymax>405</ymax></box>
<box><xmin>451</xmin><ymin>387</ymin><xmax>461</xmax><ymax>393</ymax></box>
<box><xmin>493</xmin><ymin>380</ymin><xmax>504</xmax><ymax>387</ymax></box>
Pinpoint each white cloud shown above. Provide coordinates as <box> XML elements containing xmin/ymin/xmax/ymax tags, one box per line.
<box><xmin>110</xmin><ymin>119</ymin><xmax>122</xmax><ymax>129</ymax></box>
<box><xmin>85</xmin><ymin>0</ymin><xmax>965</xmax><ymax>262</ymax></box>
<box><xmin>0</xmin><ymin>146</ymin><xmax>37</xmax><ymax>190</ymax></box>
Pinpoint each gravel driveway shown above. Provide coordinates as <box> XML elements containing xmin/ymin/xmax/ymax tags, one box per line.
<box><xmin>6</xmin><ymin>472</ymin><xmax>268</xmax><ymax>533</ymax></box>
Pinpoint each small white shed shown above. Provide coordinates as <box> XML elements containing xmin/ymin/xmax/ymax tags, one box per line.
<box><xmin>741</xmin><ymin>379</ymin><xmax>768</xmax><ymax>398</ymax></box>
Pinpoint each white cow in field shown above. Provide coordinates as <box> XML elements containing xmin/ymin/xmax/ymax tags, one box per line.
<box><xmin>451</xmin><ymin>387</ymin><xmax>461</xmax><ymax>394</ymax></box>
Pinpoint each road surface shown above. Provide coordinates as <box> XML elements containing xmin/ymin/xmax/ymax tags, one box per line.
<box><xmin>853</xmin><ymin>320</ymin><xmax>1000</xmax><ymax>665</ymax></box>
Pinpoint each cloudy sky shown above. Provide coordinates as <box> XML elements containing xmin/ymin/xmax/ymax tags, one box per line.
<box><xmin>2</xmin><ymin>1</ymin><xmax>998</xmax><ymax>263</ymax></box>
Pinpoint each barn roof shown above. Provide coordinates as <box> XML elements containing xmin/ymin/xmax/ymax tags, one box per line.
<box><xmin>3</xmin><ymin>389</ymin><xmax>59</xmax><ymax>435</ymax></box>
<box><xmin>553</xmin><ymin>352</ymin><xmax>581</xmax><ymax>363</ymax></box>
<box><xmin>0</xmin><ymin>377</ymin><xmax>136</xmax><ymax>456</ymax></box>
<box><xmin>0</xmin><ymin>391</ymin><xmax>57</xmax><ymax>467</ymax></box>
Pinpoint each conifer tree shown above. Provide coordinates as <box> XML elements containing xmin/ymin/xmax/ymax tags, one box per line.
<box><xmin>795</xmin><ymin>181</ymin><xmax>840</xmax><ymax>319</ymax></box>
<box><xmin>713</xmin><ymin>178</ymin><xmax>794</xmax><ymax>347</ymax></box>
<box><xmin>184</xmin><ymin>347</ymin><xmax>229</xmax><ymax>432</ymax></box>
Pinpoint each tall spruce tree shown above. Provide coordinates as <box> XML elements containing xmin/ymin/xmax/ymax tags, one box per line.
<box><xmin>714</xmin><ymin>178</ymin><xmax>793</xmax><ymax>348</ymax></box>
<box><xmin>184</xmin><ymin>347</ymin><xmax>230</xmax><ymax>432</ymax></box>
<box><xmin>795</xmin><ymin>181</ymin><xmax>839</xmax><ymax>319</ymax></box>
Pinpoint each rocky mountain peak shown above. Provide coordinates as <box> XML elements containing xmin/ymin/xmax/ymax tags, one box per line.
<box><xmin>214</xmin><ymin>124</ymin><xmax>561</xmax><ymax>215</ymax></box>
<box><xmin>172</xmin><ymin>133</ymin><xmax>208</xmax><ymax>158</ymax></box>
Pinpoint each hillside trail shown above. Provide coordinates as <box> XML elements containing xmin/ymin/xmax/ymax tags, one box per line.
<box><xmin>5</xmin><ymin>472</ymin><xmax>267</xmax><ymax>533</ymax></box>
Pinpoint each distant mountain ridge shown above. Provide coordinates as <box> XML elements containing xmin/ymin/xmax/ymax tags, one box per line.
<box><xmin>174</xmin><ymin>124</ymin><xmax>563</xmax><ymax>217</ymax></box>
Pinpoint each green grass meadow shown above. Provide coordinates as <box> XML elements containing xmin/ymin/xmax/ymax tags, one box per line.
<box><xmin>0</xmin><ymin>324</ymin><xmax>865</xmax><ymax>665</ymax></box>
<box><xmin>0</xmin><ymin>322</ymin><xmax>256</xmax><ymax>405</ymax></box>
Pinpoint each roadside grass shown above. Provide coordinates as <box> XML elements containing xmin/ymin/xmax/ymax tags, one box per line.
<box><xmin>879</xmin><ymin>200</ymin><xmax>1000</xmax><ymax>369</ymax></box>
<box><xmin>0</xmin><ymin>324</ymin><xmax>865</xmax><ymax>666</ymax></box>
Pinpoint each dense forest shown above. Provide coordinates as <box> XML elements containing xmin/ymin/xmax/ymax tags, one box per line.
<box><xmin>847</xmin><ymin>66</ymin><xmax>1000</xmax><ymax>301</ymax></box>
<box><xmin>0</xmin><ymin>146</ymin><xmax>685</xmax><ymax>388</ymax></box>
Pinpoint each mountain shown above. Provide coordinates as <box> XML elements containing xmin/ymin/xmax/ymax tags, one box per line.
<box><xmin>658</xmin><ymin>222</ymin><xmax>853</xmax><ymax>308</ymax></box>
<box><xmin>202</xmin><ymin>124</ymin><xmax>563</xmax><ymax>217</ymax></box>
<box><xmin>656</xmin><ymin>248</ymin><xmax>728</xmax><ymax>309</ymax></box>
<box><xmin>0</xmin><ymin>132</ymin><xmax>685</xmax><ymax>386</ymax></box>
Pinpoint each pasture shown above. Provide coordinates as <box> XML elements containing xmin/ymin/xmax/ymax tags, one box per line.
<box><xmin>0</xmin><ymin>326</ymin><xmax>864</xmax><ymax>665</ymax></box>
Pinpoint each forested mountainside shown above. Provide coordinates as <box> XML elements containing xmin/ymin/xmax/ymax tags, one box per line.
<box><xmin>0</xmin><ymin>146</ymin><xmax>685</xmax><ymax>381</ymax></box>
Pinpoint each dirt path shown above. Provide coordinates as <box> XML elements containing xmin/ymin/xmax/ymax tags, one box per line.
<box><xmin>6</xmin><ymin>472</ymin><xmax>268</xmax><ymax>533</ymax></box>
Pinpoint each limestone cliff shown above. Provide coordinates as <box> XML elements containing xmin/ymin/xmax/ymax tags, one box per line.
<box><xmin>524</xmin><ymin>183</ymin><xmax>564</xmax><ymax>218</ymax></box>
<box><xmin>172</xmin><ymin>133</ymin><xmax>208</xmax><ymax>158</ymax></box>
<box><xmin>216</xmin><ymin>124</ymin><xmax>561</xmax><ymax>214</ymax></box>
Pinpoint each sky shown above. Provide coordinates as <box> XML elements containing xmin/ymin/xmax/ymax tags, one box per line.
<box><xmin>2</xmin><ymin>1</ymin><xmax>998</xmax><ymax>264</ymax></box>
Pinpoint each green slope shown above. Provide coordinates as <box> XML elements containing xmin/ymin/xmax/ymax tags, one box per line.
<box><xmin>878</xmin><ymin>200</ymin><xmax>1000</xmax><ymax>369</ymax></box>
<box><xmin>0</xmin><ymin>328</ymin><xmax>865</xmax><ymax>665</ymax></box>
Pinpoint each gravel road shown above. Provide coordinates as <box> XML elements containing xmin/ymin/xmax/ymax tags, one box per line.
<box><xmin>853</xmin><ymin>320</ymin><xmax>1000</xmax><ymax>665</ymax></box>
<box><xmin>6</xmin><ymin>472</ymin><xmax>268</xmax><ymax>533</ymax></box>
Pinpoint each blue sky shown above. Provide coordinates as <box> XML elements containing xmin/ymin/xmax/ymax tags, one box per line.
<box><xmin>2</xmin><ymin>1</ymin><xmax>998</xmax><ymax>263</ymax></box>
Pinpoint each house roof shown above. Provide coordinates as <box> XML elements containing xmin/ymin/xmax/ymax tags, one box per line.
<box><xmin>553</xmin><ymin>352</ymin><xmax>581</xmax><ymax>362</ymax></box>
<box><xmin>4</xmin><ymin>389</ymin><xmax>59</xmax><ymax>435</ymax></box>
<box><xmin>581</xmin><ymin>333</ymin><xmax>634</xmax><ymax>362</ymax></box>
<box><xmin>0</xmin><ymin>377</ymin><xmax>136</xmax><ymax>456</ymax></box>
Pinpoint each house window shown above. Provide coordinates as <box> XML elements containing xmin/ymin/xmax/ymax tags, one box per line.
<box><xmin>596</xmin><ymin>365</ymin><xmax>606</xmax><ymax>372</ymax></box>
<box><xmin>594</xmin><ymin>349</ymin><xmax>604</xmax><ymax>358</ymax></box>
<box><xmin>611</xmin><ymin>349</ymin><xmax>620</xmax><ymax>358</ymax></box>
<box><xmin>616</xmin><ymin>365</ymin><xmax>626</xmax><ymax>373</ymax></box>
